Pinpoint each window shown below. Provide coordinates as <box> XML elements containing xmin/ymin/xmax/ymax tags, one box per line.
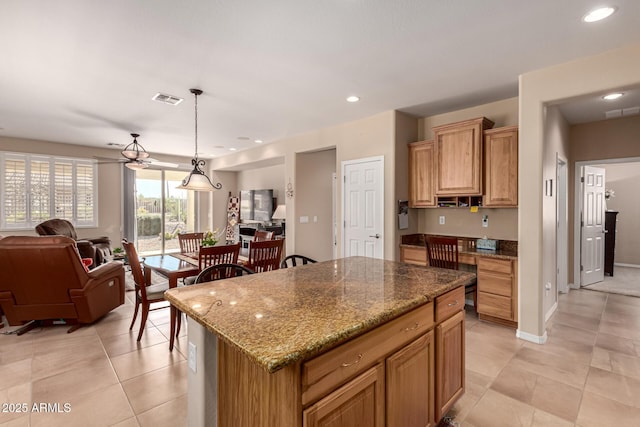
<box><xmin>0</xmin><ymin>152</ymin><xmax>98</xmax><ymax>230</ymax></box>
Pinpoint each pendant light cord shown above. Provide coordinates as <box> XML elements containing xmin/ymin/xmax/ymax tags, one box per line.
<box><xmin>194</xmin><ymin>91</ymin><xmax>199</xmax><ymax>161</ymax></box>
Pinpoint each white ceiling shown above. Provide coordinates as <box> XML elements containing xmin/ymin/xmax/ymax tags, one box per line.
<box><xmin>1</xmin><ymin>1</ymin><xmax>639</xmax><ymax>159</ymax></box>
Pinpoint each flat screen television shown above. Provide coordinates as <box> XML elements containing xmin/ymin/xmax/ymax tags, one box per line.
<box><xmin>240</xmin><ymin>189</ymin><xmax>274</xmax><ymax>222</ymax></box>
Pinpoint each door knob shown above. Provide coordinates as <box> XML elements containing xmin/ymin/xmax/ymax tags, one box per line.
<box><xmin>369</xmin><ymin>234</ymin><xmax>380</xmax><ymax>239</ymax></box>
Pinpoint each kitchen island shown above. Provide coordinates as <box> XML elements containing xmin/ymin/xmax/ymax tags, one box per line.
<box><xmin>165</xmin><ymin>256</ymin><xmax>475</xmax><ymax>427</ymax></box>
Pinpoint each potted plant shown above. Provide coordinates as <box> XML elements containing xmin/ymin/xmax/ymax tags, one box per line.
<box><xmin>202</xmin><ymin>229</ymin><xmax>219</xmax><ymax>247</ymax></box>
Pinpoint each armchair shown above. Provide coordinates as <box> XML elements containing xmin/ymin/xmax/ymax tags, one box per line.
<box><xmin>35</xmin><ymin>218</ymin><xmax>112</xmax><ymax>268</ymax></box>
<box><xmin>0</xmin><ymin>236</ymin><xmax>125</xmax><ymax>333</ymax></box>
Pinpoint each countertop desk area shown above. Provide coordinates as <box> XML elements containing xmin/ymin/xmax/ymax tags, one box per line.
<box><xmin>165</xmin><ymin>256</ymin><xmax>475</xmax><ymax>427</ymax></box>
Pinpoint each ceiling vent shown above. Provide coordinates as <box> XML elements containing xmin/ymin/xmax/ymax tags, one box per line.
<box><xmin>605</xmin><ymin>107</ymin><xmax>640</xmax><ymax>119</ymax></box>
<box><xmin>152</xmin><ymin>93</ymin><xmax>183</xmax><ymax>106</ymax></box>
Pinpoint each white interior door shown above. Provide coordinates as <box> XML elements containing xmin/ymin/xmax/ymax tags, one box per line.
<box><xmin>342</xmin><ymin>157</ymin><xmax>384</xmax><ymax>259</ymax></box>
<box><xmin>581</xmin><ymin>165</ymin><xmax>605</xmax><ymax>286</ymax></box>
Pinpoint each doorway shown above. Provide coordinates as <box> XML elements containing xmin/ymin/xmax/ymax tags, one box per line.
<box><xmin>342</xmin><ymin>156</ymin><xmax>384</xmax><ymax>259</ymax></box>
<box><xmin>134</xmin><ymin>168</ymin><xmax>197</xmax><ymax>255</ymax></box>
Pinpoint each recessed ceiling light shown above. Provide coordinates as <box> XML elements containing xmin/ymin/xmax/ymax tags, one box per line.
<box><xmin>229</xmin><ymin>147</ymin><xmax>237</xmax><ymax>151</ymax></box>
<box><xmin>346</xmin><ymin>95</ymin><xmax>360</xmax><ymax>103</ymax></box>
<box><xmin>254</xmin><ymin>139</ymin><xmax>263</xmax><ymax>144</ymax></box>
<box><xmin>582</xmin><ymin>6</ymin><xmax>617</xmax><ymax>23</ymax></box>
<box><xmin>603</xmin><ymin>92</ymin><xmax>624</xmax><ymax>100</ymax></box>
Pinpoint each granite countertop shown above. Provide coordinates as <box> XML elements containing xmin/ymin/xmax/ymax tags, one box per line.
<box><xmin>164</xmin><ymin>256</ymin><xmax>475</xmax><ymax>373</ymax></box>
<box><xmin>400</xmin><ymin>234</ymin><xmax>518</xmax><ymax>260</ymax></box>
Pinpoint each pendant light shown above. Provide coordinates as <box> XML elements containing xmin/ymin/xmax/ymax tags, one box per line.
<box><xmin>121</xmin><ymin>133</ymin><xmax>150</xmax><ymax>160</ymax></box>
<box><xmin>176</xmin><ymin>89</ymin><xmax>222</xmax><ymax>192</ymax></box>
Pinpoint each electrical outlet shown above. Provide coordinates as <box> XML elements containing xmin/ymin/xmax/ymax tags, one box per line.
<box><xmin>482</xmin><ymin>215</ymin><xmax>489</xmax><ymax>227</ymax></box>
<box><xmin>439</xmin><ymin>216</ymin><xmax>445</xmax><ymax>225</ymax></box>
<box><xmin>188</xmin><ymin>341</ymin><xmax>197</xmax><ymax>373</ymax></box>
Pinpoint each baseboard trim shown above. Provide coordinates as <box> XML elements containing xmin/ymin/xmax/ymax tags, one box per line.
<box><xmin>545</xmin><ymin>301</ymin><xmax>558</xmax><ymax>323</ymax></box>
<box><xmin>516</xmin><ymin>329</ymin><xmax>548</xmax><ymax>344</ymax></box>
<box><xmin>569</xmin><ymin>282</ymin><xmax>580</xmax><ymax>290</ymax></box>
<box><xmin>614</xmin><ymin>263</ymin><xmax>640</xmax><ymax>269</ymax></box>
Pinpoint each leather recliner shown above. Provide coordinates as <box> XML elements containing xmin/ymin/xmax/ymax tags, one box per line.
<box><xmin>35</xmin><ymin>218</ymin><xmax>112</xmax><ymax>268</ymax></box>
<box><xmin>0</xmin><ymin>236</ymin><xmax>125</xmax><ymax>330</ymax></box>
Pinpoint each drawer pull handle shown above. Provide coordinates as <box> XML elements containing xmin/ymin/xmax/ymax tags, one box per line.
<box><xmin>403</xmin><ymin>322</ymin><xmax>420</xmax><ymax>332</ymax></box>
<box><xmin>341</xmin><ymin>353</ymin><xmax>363</xmax><ymax>367</ymax></box>
<box><xmin>448</xmin><ymin>300</ymin><xmax>459</xmax><ymax>307</ymax></box>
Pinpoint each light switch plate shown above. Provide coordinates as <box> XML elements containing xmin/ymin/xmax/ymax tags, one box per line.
<box><xmin>300</xmin><ymin>216</ymin><xmax>309</xmax><ymax>223</ymax></box>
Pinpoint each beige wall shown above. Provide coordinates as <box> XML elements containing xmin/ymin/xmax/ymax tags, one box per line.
<box><xmin>237</xmin><ymin>164</ymin><xmax>285</xmax><ymax>203</ymax></box>
<box><xmin>0</xmin><ymin>135</ymin><xmax>193</xmax><ymax>246</ymax></box>
<box><xmin>414</xmin><ymin>97</ymin><xmax>519</xmax><ymax>241</ymax></box>
<box><xmin>209</xmin><ymin>111</ymin><xmax>399</xmax><ymax>260</ymax></box>
<box><xmin>568</xmin><ymin>115</ymin><xmax>640</xmax><ymax>282</ymax></box>
<box><xmin>295</xmin><ymin>149</ymin><xmax>336</xmax><ymax>261</ymax></box>
<box><xmin>541</xmin><ymin>106</ymin><xmax>570</xmax><ymax>317</ymax></box>
<box><xmin>394</xmin><ymin>112</ymin><xmax>419</xmax><ymax>260</ymax></box>
<box><xmin>519</xmin><ymin>43</ymin><xmax>640</xmax><ymax>342</ymax></box>
<box><xmin>594</xmin><ymin>162</ymin><xmax>640</xmax><ymax>266</ymax></box>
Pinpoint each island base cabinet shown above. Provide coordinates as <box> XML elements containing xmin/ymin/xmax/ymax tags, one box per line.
<box><xmin>386</xmin><ymin>332</ymin><xmax>435</xmax><ymax>427</ymax></box>
<box><xmin>435</xmin><ymin>310</ymin><xmax>465</xmax><ymax>422</ymax></box>
<box><xmin>303</xmin><ymin>364</ymin><xmax>385</xmax><ymax>427</ymax></box>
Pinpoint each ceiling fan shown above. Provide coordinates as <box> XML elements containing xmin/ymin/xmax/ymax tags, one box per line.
<box><xmin>94</xmin><ymin>133</ymin><xmax>179</xmax><ymax>169</ymax></box>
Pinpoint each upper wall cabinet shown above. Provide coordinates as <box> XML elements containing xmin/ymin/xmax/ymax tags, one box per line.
<box><xmin>483</xmin><ymin>126</ymin><xmax>518</xmax><ymax>207</ymax></box>
<box><xmin>433</xmin><ymin>117</ymin><xmax>494</xmax><ymax>196</ymax></box>
<box><xmin>408</xmin><ymin>140</ymin><xmax>436</xmax><ymax>207</ymax></box>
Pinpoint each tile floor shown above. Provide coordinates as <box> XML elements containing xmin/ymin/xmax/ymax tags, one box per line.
<box><xmin>2</xmin><ymin>287</ymin><xmax>640</xmax><ymax>426</ymax></box>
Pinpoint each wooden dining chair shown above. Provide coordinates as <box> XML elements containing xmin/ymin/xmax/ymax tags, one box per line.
<box><xmin>281</xmin><ymin>254</ymin><xmax>317</xmax><ymax>269</ymax></box>
<box><xmin>195</xmin><ymin>263</ymin><xmax>255</xmax><ymax>283</ymax></box>
<box><xmin>247</xmin><ymin>239</ymin><xmax>284</xmax><ymax>273</ymax></box>
<box><xmin>425</xmin><ymin>235</ymin><xmax>477</xmax><ymax>312</ymax></box>
<box><xmin>183</xmin><ymin>243</ymin><xmax>242</xmax><ymax>285</ymax></box>
<box><xmin>178</xmin><ymin>232</ymin><xmax>204</xmax><ymax>254</ymax></box>
<box><xmin>254</xmin><ymin>230</ymin><xmax>274</xmax><ymax>242</ymax></box>
<box><xmin>122</xmin><ymin>239</ymin><xmax>170</xmax><ymax>341</ymax></box>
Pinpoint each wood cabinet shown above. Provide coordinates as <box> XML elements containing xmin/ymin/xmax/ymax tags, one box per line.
<box><xmin>483</xmin><ymin>126</ymin><xmax>518</xmax><ymax>207</ymax></box>
<box><xmin>433</xmin><ymin>117</ymin><xmax>494</xmax><ymax>196</ymax></box>
<box><xmin>386</xmin><ymin>332</ymin><xmax>435</xmax><ymax>427</ymax></box>
<box><xmin>302</xmin><ymin>288</ymin><xmax>464</xmax><ymax>427</ymax></box>
<box><xmin>408</xmin><ymin>140</ymin><xmax>436</xmax><ymax>207</ymax></box>
<box><xmin>435</xmin><ymin>310</ymin><xmax>465</xmax><ymax>421</ymax></box>
<box><xmin>477</xmin><ymin>257</ymin><xmax>518</xmax><ymax>327</ymax></box>
<box><xmin>303</xmin><ymin>364</ymin><xmax>385</xmax><ymax>427</ymax></box>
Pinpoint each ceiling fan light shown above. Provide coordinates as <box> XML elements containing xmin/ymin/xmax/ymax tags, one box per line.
<box><xmin>121</xmin><ymin>133</ymin><xmax>150</xmax><ymax>160</ymax></box>
<box><xmin>125</xmin><ymin>161</ymin><xmax>148</xmax><ymax>170</ymax></box>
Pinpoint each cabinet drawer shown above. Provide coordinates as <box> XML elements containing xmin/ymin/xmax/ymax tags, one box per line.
<box><xmin>477</xmin><ymin>292</ymin><xmax>512</xmax><ymax>320</ymax></box>
<box><xmin>458</xmin><ymin>253</ymin><xmax>476</xmax><ymax>266</ymax></box>
<box><xmin>477</xmin><ymin>272</ymin><xmax>512</xmax><ymax>297</ymax></box>
<box><xmin>477</xmin><ymin>257</ymin><xmax>512</xmax><ymax>275</ymax></box>
<box><xmin>401</xmin><ymin>246</ymin><xmax>427</xmax><ymax>266</ymax></box>
<box><xmin>435</xmin><ymin>286</ymin><xmax>465</xmax><ymax>323</ymax></box>
<box><xmin>302</xmin><ymin>303</ymin><xmax>434</xmax><ymax>406</ymax></box>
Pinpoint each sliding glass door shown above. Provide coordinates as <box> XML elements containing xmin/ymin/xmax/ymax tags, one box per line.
<box><xmin>134</xmin><ymin>169</ymin><xmax>197</xmax><ymax>255</ymax></box>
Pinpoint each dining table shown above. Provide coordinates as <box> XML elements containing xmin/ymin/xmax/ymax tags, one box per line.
<box><xmin>142</xmin><ymin>253</ymin><xmax>199</xmax><ymax>351</ymax></box>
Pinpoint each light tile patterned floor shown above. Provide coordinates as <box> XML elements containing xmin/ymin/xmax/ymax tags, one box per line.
<box><xmin>2</xmin><ymin>285</ymin><xmax>640</xmax><ymax>426</ymax></box>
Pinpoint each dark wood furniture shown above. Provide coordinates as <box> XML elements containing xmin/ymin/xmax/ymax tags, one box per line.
<box><xmin>140</xmin><ymin>253</ymin><xmax>199</xmax><ymax>350</ymax></box>
<box><xmin>178</xmin><ymin>232</ymin><xmax>204</xmax><ymax>254</ymax></box>
<box><xmin>195</xmin><ymin>263</ymin><xmax>255</xmax><ymax>283</ymax></box>
<box><xmin>605</xmin><ymin>210</ymin><xmax>619</xmax><ymax>276</ymax></box>
<box><xmin>247</xmin><ymin>239</ymin><xmax>284</xmax><ymax>273</ymax></box>
<box><xmin>280</xmin><ymin>254</ymin><xmax>317</xmax><ymax>268</ymax></box>
<box><xmin>425</xmin><ymin>235</ymin><xmax>477</xmax><ymax>313</ymax></box>
<box><xmin>122</xmin><ymin>240</ymin><xmax>170</xmax><ymax>342</ymax></box>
